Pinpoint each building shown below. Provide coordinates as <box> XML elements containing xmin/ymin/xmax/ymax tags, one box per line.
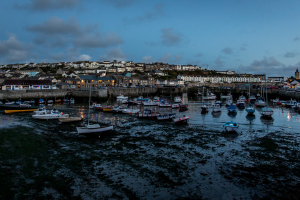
<box><xmin>78</xmin><ymin>75</ymin><xmax>114</xmax><ymax>87</ymax></box>
<box><xmin>3</xmin><ymin>79</ymin><xmax>53</xmax><ymax>90</ymax></box>
<box><xmin>267</xmin><ymin>77</ymin><xmax>284</xmax><ymax>83</ymax></box>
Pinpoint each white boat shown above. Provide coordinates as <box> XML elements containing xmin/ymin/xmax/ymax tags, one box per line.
<box><xmin>112</xmin><ymin>106</ymin><xmax>126</xmax><ymax>113</ymax></box>
<box><xmin>143</xmin><ymin>99</ymin><xmax>157</xmax><ymax>106</ymax></box>
<box><xmin>246</xmin><ymin>106</ymin><xmax>255</xmax><ymax>115</ymax></box>
<box><xmin>203</xmin><ymin>91</ymin><xmax>217</xmax><ymax>100</ymax></box>
<box><xmin>157</xmin><ymin>113</ymin><xmax>176</xmax><ymax>121</ymax></box>
<box><xmin>33</xmin><ymin>107</ymin><xmax>47</xmax><ymax>114</ymax></box>
<box><xmin>212</xmin><ymin>104</ymin><xmax>221</xmax><ymax>113</ymax></box>
<box><xmin>236</xmin><ymin>99</ymin><xmax>245</xmax><ymax>108</ymax></box>
<box><xmin>173</xmin><ymin>115</ymin><xmax>190</xmax><ymax>124</ymax></box>
<box><xmin>159</xmin><ymin>100</ymin><xmax>172</xmax><ymax>107</ymax></box>
<box><xmin>220</xmin><ymin>93</ymin><xmax>232</xmax><ymax>100</ymax></box>
<box><xmin>5</xmin><ymin>99</ymin><xmax>15</xmax><ymax>104</ymax></box>
<box><xmin>260</xmin><ymin>107</ymin><xmax>274</xmax><ymax>117</ymax></box>
<box><xmin>225</xmin><ymin>99</ymin><xmax>233</xmax><ymax>106</ymax></box>
<box><xmin>122</xmin><ymin>108</ymin><xmax>140</xmax><ymax>114</ymax></box>
<box><xmin>172</xmin><ymin>104</ymin><xmax>180</xmax><ymax>109</ymax></box>
<box><xmin>47</xmin><ymin>100</ymin><xmax>53</xmax><ymax>104</ymax></box>
<box><xmin>77</xmin><ymin>85</ymin><xmax>114</xmax><ymax>134</ymax></box>
<box><xmin>174</xmin><ymin>96</ymin><xmax>182</xmax><ymax>103</ymax></box>
<box><xmin>255</xmin><ymin>100</ymin><xmax>266</xmax><ymax>107</ymax></box>
<box><xmin>201</xmin><ymin>104</ymin><xmax>208</xmax><ymax>113</ymax></box>
<box><xmin>153</xmin><ymin>96</ymin><xmax>160</xmax><ymax>103</ymax></box>
<box><xmin>238</xmin><ymin>95</ymin><xmax>247</xmax><ymax>101</ymax></box>
<box><xmin>223</xmin><ymin>121</ymin><xmax>239</xmax><ymax>132</ymax></box>
<box><xmin>70</xmin><ymin>98</ymin><xmax>75</xmax><ymax>104</ymax></box>
<box><xmin>116</xmin><ymin>94</ymin><xmax>128</xmax><ymax>101</ymax></box>
<box><xmin>285</xmin><ymin>99</ymin><xmax>298</xmax><ymax>108</ymax></box>
<box><xmin>121</xmin><ymin>100</ymin><xmax>128</xmax><ymax>104</ymax></box>
<box><xmin>32</xmin><ymin>109</ymin><xmax>66</xmax><ymax>120</ymax></box>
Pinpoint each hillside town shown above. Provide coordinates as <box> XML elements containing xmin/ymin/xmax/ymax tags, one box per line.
<box><xmin>0</xmin><ymin>60</ymin><xmax>296</xmax><ymax>90</ymax></box>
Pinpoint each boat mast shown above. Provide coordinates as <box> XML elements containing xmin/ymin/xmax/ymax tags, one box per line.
<box><xmin>88</xmin><ymin>82</ymin><xmax>91</xmax><ymax>125</ymax></box>
<box><xmin>202</xmin><ymin>86</ymin><xmax>204</xmax><ymax>105</ymax></box>
<box><xmin>265</xmin><ymin>77</ymin><xmax>268</xmax><ymax>107</ymax></box>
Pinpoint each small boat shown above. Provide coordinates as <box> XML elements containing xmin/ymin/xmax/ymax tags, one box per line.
<box><xmin>116</xmin><ymin>94</ymin><xmax>128</xmax><ymax>101</ymax></box>
<box><xmin>203</xmin><ymin>91</ymin><xmax>217</xmax><ymax>100</ymax></box>
<box><xmin>63</xmin><ymin>98</ymin><xmax>69</xmax><ymax>103</ymax></box>
<box><xmin>236</xmin><ymin>99</ymin><xmax>245</xmax><ymax>108</ymax></box>
<box><xmin>139</xmin><ymin>109</ymin><xmax>160</xmax><ymax>118</ymax></box>
<box><xmin>248</xmin><ymin>94</ymin><xmax>256</xmax><ymax>103</ymax></box>
<box><xmin>38</xmin><ymin>99</ymin><xmax>45</xmax><ymax>104</ymax></box>
<box><xmin>5</xmin><ymin>99</ymin><xmax>15</xmax><ymax>104</ymax></box>
<box><xmin>59</xmin><ymin>116</ymin><xmax>82</xmax><ymax>123</ymax></box>
<box><xmin>212</xmin><ymin>104</ymin><xmax>221</xmax><ymax>113</ymax></box>
<box><xmin>220</xmin><ymin>93</ymin><xmax>232</xmax><ymax>100</ymax></box>
<box><xmin>93</xmin><ymin>103</ymin><xmax>103</xmax><ymax>111</ymax></box>
<box><xmin>32</xmin><ymin>109</ymin><xmax>66</xmax><ymax>119</ymax></box>
<box><xmin>55</xmin><ymin>99</ymin><xmax>62</xmax><ymax>103</ymax></box>
<box><xmin>34</xmin><ymin>106</ymin><xmax>47</xmax><ymax>114</ymax></box>
<box><xmin>143</xmin><ymin>99</ymin><xmax>157</xmax><ymax>106</ymax></box>
<box><xmin>225</xmin><ymin>99</ymin><xmax>233</xmax><ymax>106</ymax></box>
<box><xmin>102</xmin><ymin>106</ymin><xmax>112</xmax><ymax>112</ymax></box>
<box><xmin>260</xmin><ymin>107</ymin><xmax>274</xmax><ymax>117</ymax></box>
<box><xmin>48</xmin><ymin>100</ymin><xmax>53</xmax><ymax>104</ymax></box>
<box><xmin>179</xmin><ymin>104</ymin><xmax>188</xmax><ymax>112</ymax></box>
<box><xmin>112</xmin><ymin>106</ymin><xmax>126</xmax><ymax>113</ymax></box>
<box><xmin>77</xmin><ymin>124</ymin><xmax>114</xmax><ymax>135</ymax></box>
<box><xmin>70</xmin><ymin>98</ymin><xmax>75</xmax><ymax>104</ymax></box>
<box><xmin>238</xmin><ymin>95</ymin><xmax>247</xmax><ymax>102</ymax></box>
<box><xmin>157</xmin><ymin>113</ymin><xmax>176</xmax><ymax>121</ymax></box>
<box><xmin>137</xmin><ymin>96</ymin><xmax>149</xmax><ymax>101</ymax></box>
<box><xmin>215</xmin><ymin>101</ymin><xmax>222</xmax><ymax>106</ymax></box>
<box><xmin>255</xmin><ymin>100</ymin><xmax>266</xmax><ymax>107</ymax></box>
<box><xmin>153</xmin><ymin>96</ymin><xmax>160</xmax><ymax>103</ymax></box>
<box><xmin>246</xmin><ymin>106</ymin><xmax>255</xmax><ymax>115</ymax></box>
<box><xmin>227</xmin><ymin>105</ymin><xmax>237</xmax><ymax>113</ymax></box>
<box><xmin>121</xmin><ymin>100</ymin><xmax>128</xmax><ymax>104</ymax></box>
<box><xmin>174</xmin><ymin>96</ymin><xmax>182</xmax><ymax>103</ymax></box>
<box><xmin>224</xmin><ymin>121</ymin><xmax>239</xmax><ymax>132</ymax></box>
<box><xmin>171</xmin><ymin>104</ymin><xmax>180</xmax><ymax>109</ymax></box>
<box><xmin>285</xmin><ymin>99</ymin><xmax>298</xmax><ymax>108</ymax></box>
<box><xmin>30</xmin><ymin>99</ymin><xmax>35</xmax><ymax>104</ymax></box>
<box><xmin>159</xmin><ymin>100</ymin><xmax>172</xmax><ymax>107</ymax></box>
<box><xmin>201</xmin><ymin>104</ymin><xmax>208</xmax><ymax>113</ymax></box>
<box><xmin>173</xmin><ymin>115</ymin><xmax>189</xmax><ymax>124</ymax></box>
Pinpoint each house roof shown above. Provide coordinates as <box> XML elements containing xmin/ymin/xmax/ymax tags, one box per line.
<box><xmin>78</xmin><ymin>75</ymin><xmax>113</xmax><ymax>81</ymax></box>
<box><xmin>4</xmin><ymin>79</ymin><xmax>52</xmax><ymax>85</ymax></box>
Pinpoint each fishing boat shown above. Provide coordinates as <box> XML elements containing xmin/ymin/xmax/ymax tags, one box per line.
<box><xmin>116</xmin><ymin>94</ymin><xmax>128</xmax><ymax>101</ymax></box>
<box><xmin>143</xmin><ymin>99</ymin><xmax>157</xmax><ymax>106</ymax></box>
<box><xmin>220</xmin><ymin>93</ymin><xmax>232</xmax><ymax>100</ymax></box>
<box><xmin>173</xmin><ymin>115</ymin><xmax>189</xmax><ymax>124</ymax></box>
<box><xmin>227</xmin><ymin>105</ymin><xmax>237</xmax><ymax>113</ymax></box>
<box><xmin>223</xmin><ymin>121</ymin><xmax>239</xmax><ymax>132</ymax></box>
<box><xmin>236</xmin><ymin>99</ymin><xmax>245</xmax><ymax>108</ymax></box>
<box><xmin>179</xmin><ymin>104</ymin><xmax>188</xmax><ymax>112</ymax></box>
<box><xmin>70</xmin><ymin>98</ymin><xmax>75</xmax><ymax>104</ymax></box>
<box><xmin>93</xmin><ymin>103</ymin><xmax>103</xmax><ymax>111</ymax></box>
<box><xmin>76</xmin><ymin>85</ymin><xmax>114</xmax><ymax>135</ymax></box>
<box><xmin>159</xmin><ymin>100</ymin><xmax>172</xmax><ymax>107</ymax></box>
<box><xmin>157</xmin><ymin>113</ymin><xmax>176</xmax><ymax>121</ymax></box>
<box><xmin>174</xmin><ymin>96</ymin><xmax>182</xmax><ymax>103</ymax></box>
<box><xmin>32</xmin><ymin>109</ymin><xmax>66</xmax><ymax>120</ymax></box>
<box><xmin>138</xmin><ymin>109</ymin><xmax>160</xmax><ymax>118</ymax></box>
<box><xmin>212</xmin><ymin>104</ymin><xmax>221</xmax><ymax>113</ymax></box>
<box><xmin>38</xmin><ymin>99</ymin><xmax>45</xmax><ymax>104</ymax></box>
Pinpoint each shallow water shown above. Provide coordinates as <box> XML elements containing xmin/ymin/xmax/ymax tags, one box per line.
<box><xmin>1</xmin><ymin>101</ymin><xmax>300</xmax><ymax>199</ymax></box>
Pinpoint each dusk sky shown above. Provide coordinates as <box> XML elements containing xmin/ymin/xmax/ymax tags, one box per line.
<box><xmin>1</xmin><ymin>0</ymin><xmax>300</xmax><ymax>78</ymax></box>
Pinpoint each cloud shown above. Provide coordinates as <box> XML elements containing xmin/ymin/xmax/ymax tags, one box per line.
<box><xmin>161</xmin><ymin>28</ymin><xmax>183</xmax><ymax>47</ymax></box>
<box><xmin>26</xmin><ymin>17</ymin><xmax>123</xmax><ymax>48</ymax></box>
<box><xmin>240</xmin><ymin>44</ymin><xmax>247</xmax><ymax>51</ymax></box>
<box><xmin>15</xmin><ymin>0</ymin><xmax>81</xmax><ymax>11</ymax></box>
<box><xmin>158</xmin><ymin>53</ymin><xmax>172</xmax><ymax>63</ymax></box>
<box><xmin>195</xmin><ymin>53</ymin><xmax>203</xmax><ymax>57</ymax></box>
<box><xmin>142</xmin><ymin>56</ymin><xmax>153</xmax><ymax>63</ymax></box>
<box><xmin>283</xmin><ymin>51</ymin><xmax>298</xmax><ymax>58</ymax></box>
<box><xmin>100</xmin><ymin>0</ymin><xmax>139</xmax><ymax>8</ymax></box>
<box><xmin>78</xmin><ymin>54</ymin><xmax>91</xmax><ymax>61</ymax></box>
<box><xmin>221</xmin><ymin>47</ymin><xmax>233</xmax><ymax>55</ymax></box>
<box><xmin>99</xmin><ymin>48</ymin><xmax>127</xmax><ymax>61</ymax></box>
<box><xmin>293</xmin><ymin>36</ymin><xmax>300</xmax><ymax>41</ymax></box>
<box><xmin>157</xmin><ymin>53</ymin><xmax>183</xmax><ymax>63</ymax></box>
<box><xmin>0</xmin><ymin>34</ymin><xmax>34</xmax><ymax>63</ymax></box>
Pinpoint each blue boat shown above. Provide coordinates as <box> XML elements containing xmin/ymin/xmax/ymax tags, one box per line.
<box><xmin>16</xmin><ymin>99</ymin><xmax>22</xmax><ymax>105</ymax></box>
<box><xmin>246</xmin><ymin>106</ymin><xmax>255</xmax><ymax>115</ymax></box>
<box><xmin>224</xmin><ymin>121</ymin><xmax>239</xmax><ymax>132</ymax></box>
<box><xmin>38</xmin><ymin>99</ymin><xmax>45</xmax><ymax>104</ymax></box>
<box><xmin>227</xmin><ymin>105</ymin><xmax>237</xmax><ymax>113</ymax></box>
<box><xmin>236</xmin><ymin>99</ymin><xmax>245</xmax><ymax>108</ymax></box>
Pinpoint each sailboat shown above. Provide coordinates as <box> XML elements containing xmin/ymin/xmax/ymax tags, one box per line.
<box><xmin>201</xmin><ymin>87</ymin><xmax>208</xmax><ymax>113</ymax></box>
<box><xmin>246</xmin><ymin>81</ymin><xmax>255</xmax><ymax>115</ymax></box>
<box><xmin>76</xmin><ymin>84</ymin><xmax>114</xmax><ymax>135</ymax></box>
<box><xmin>260</xmin><ymin>80</ymin><xmax>274</xmax><ymax>117</ymax></box>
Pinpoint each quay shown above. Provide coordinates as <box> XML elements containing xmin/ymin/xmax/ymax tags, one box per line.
<box><xmin>0</xmin><ymin>87</ymin><xmax>300</xmax><ymax>101</ymax></box>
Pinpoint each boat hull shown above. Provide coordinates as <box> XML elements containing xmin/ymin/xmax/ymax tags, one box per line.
<box><xmin>5</xmin><ymin>109</ymin><xmax>37</xmax><ymax>113</ymax></box>
<box><xmin>76</xmin><ymin>125</ymin><xmax>113</xmax><ymax>134</ymax></box>
<box><xmin>225</xmin><ymin>126</ymin><xmax>238</xmax><ymax>132</ymax></box>
<box><xmin>59</xmin><ymin>117</ymin><xmax>82</xmax><ymax>122</ymax></box>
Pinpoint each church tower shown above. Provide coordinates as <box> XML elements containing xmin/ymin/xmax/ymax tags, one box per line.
<box><xmin>296</xmin><ymin>69</ymin><xmax>299</xmax><ymax>79</ymax></box>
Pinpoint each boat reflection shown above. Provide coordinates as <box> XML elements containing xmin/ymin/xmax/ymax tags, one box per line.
<box><xmin>246</xmin><ymin>115</ymin><xmax>256</xmax><ymax>122</ymax></box>
<box><xmin>211</xmin><ymin>112</ymin><xmax>221</xmax><ymax>118</ymax></box>
<box><xmin>227</xmin><ymin>112</ymin><xmax>237</xmax><ymax>118</ymax></box>
<box><xmin>260</xmin><ymin>116</ymin><xmax>274</xmax><ymax>125</ymax></box>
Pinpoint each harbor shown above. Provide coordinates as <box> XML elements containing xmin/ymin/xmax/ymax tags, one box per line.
<box><xmin>1</xmin><ymin>93</ymin><xmax>300</xmax><ymax>199</ymax></box>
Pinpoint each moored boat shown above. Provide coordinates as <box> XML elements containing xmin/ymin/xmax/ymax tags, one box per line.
<box><xmin>157</xmin><ymin>113</ymin><xmax>176</xmax><ymax>121</ymax></box>
<box><xmin>116</xmin><ymin>94</ymin><xmax>128</xmax><ymax>101</ymax></box>
<box><xmin>260</xmin><ymin>107</ymin><xmax>274</xmax><ymax>117</ymax></box>
<box><xmin>227</xmin><ymin>105</ymin><xmax>237</xmax><ymax>113</ymax></box>
<box><xmin>70</xmin><ymin>98</ymin><xmax>75</xmax><ymax>104</ymax></box>
<box><xmin>220</xmin><ymin>93</ymin><xmax>232</xmax><ymax>100</ymax></box>
<box><xmin>223</xmin><ymin>121</ymin><xmax>239</xmax><ymax>132</ymax></box>
<box><xmin>173</xmin><ymin>115</ymin><xmax>189</xmax><ymax>124</ymax></box>
<box><xmin>174</xmin><ymin>96</ymin><xmax>182</xmax><ymax>103</ymax></box>
<box><xmin>38</xmin><ymin>99</ymin><xmax>45</xmax><ymax>104</ymax></box>
<box><xmin>139</xmin><ymin>109</ymin><xmax>160</xmax><ymax>118</ymax></box>
<box><xmin>246</xmin><ymin>106</ymin><xmax>255</xmax><ymax>115</ymax></box>
<box><xmin>32</xmin><ymin>109</ymin><xmax>66</xmax><ymax>119</ymax></box>
<box><xmin>212</xmin><ymin>104</ymin><xmax>221</xmax><ymax>113</ymax></box>
<box><xmin>179</xmin><ymin>104</ymin><xmax>188</xmax><ymax>112</ymax></box>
